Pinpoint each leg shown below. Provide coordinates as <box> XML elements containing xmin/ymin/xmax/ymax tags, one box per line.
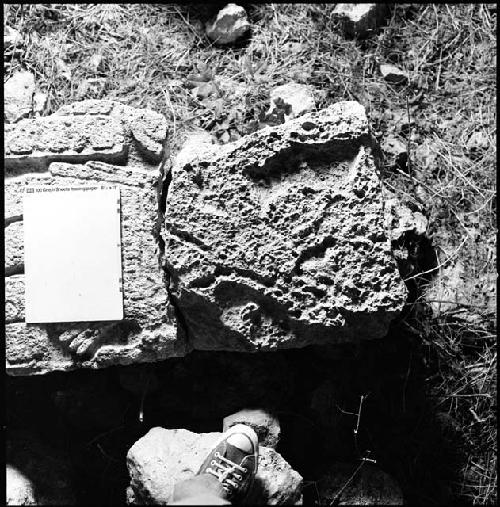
<box><xmin>170</xmin><ymin>424</ymin><xmax>259</xmax><ymax>505</ymax></box>
<box><xmin>171</xmin><ymin>473</ymin><xmax>230</xmax><ymax>505</ymax></box>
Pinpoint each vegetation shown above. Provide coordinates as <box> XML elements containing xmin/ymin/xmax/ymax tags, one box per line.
<box><xmin>5</xmin><ymin>3</ymin><xmax>496</xmax><ymax>504</ymax></box>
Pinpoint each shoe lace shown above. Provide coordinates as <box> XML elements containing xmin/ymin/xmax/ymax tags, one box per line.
<box><xmin>206</xmin><ymin>451</ymin><xmax>247</xmax><ymax>493</ymax></box>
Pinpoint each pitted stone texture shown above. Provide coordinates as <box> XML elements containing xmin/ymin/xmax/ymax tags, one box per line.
<box><xmin>55</xmin><ymin>99</ymin><xmax>168</xmax><ymax>164</ymax></box>
<box><xmin>223</xmin><ymin>409</ymin><xmax>281</xmax><ymax>448</ymax></box>
<box><xmin>126</xmin><ymin>427</ymin><xmax>302</xmax><ymax>505</ymax></box>
<box><xmin>4</xmin><ymin>115</ymin><xmax>127</xmax><ymax>174</ymax></box>
<box><xmin>333</xmin><ymin>4</ymin><xmax>390</xmax><ymax>38</ymax></box>
<box><xmin>5</xmin><ymin>161</ymin><xmax>183</xmax><ymax>375</ymax></box>
<box><xmin>5</xmin><ymin>222</ymin><xmax>24</xmax><ymax>272</ymax></box>
<box><xmin>4</xmin><ymin>70</ymin><xmax>35</xmax><ymax>123</ymax></box>
<box><xmin>164</xmin><ymin>101</ymin><xmax>408</xmax><ymax>351</ymax></box>
<box><xmin>6</xmin><ymin>276</ymin><xmax>25</xmax><ymax>323</ymax></box>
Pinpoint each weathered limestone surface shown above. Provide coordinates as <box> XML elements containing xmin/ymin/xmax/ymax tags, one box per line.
<box><xmin>4</xmin><ymin>101</ymin><xmax>183</xmax><ymax>376</ymax></box>
<box><xmin>4</xmin><ymin>115</ymin><xmax>127</xmax><ymax>173</ymax></box>
<box><xmin>55</xmin><ymin>99</ymin><xmax>168</xmax><ymax>164</ymax></box>
<box><xmin>126</xmin><ymin>427</ymin><xmax>303</xmax><ymax>505</ymax></box>
<box><xmin>163</xmin><ymin>101</ymin><xmax>408</xmax><ymax>352</ymax></box>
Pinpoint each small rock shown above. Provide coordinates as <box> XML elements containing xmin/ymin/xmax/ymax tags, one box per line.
<box><xmin>317</xmin><ymin>462</ymin><xmax>403</xmax><ymax>505</ymax></box>
<box><xmin>381</xmin><ymin>135</ymin><xmax>407</xmax><ymax>170</ymax></box>
<box><xmin>268</xmin><ymin>82</ymin><xmax>316</xmax><ymax>122</ymax></box>
<box><xmin>466</xmin><ymin>131</ymin><xmax>489</xmax><ymax>152</ymax></box>
<box><xmin>7</xmin><ymin>430</ymin><xmax>76</xmax><ymax>505</ymax></box>
<box><xmin>205</xmin><ymin>3</ymin><xmax>251</xmax><ymax>45</ymax></box>
<box><xmin>126</xmin><ymin>427</ymin><xmax>302</xmax><ymax>505</ymax></box>
<box><xmin>33</xmin><ymin>92</ymin><xmax>48</xmax><ymax>117</ymax></box>
<box><xmin>223</xmin><ymin>409</ymin><xmax>281</xmax><ymax>448</ymax></box>
<box><xmin>4</xmin><ymin>25</ymin><xmax>23</xmax><ymax>49</ymax></box>
<box><xmin>333</xmin><ymin>4</ymin><xmax>390</xmax><ymax>38</ymax></box>
<box><xmin>4</xmin><ymin>70</ymin><xmax>35</xmax><ymax>123</ymax></box>
<box><xmin>6</xmin><ymin>465</ymin><xmax>37</xmax><ymax>505</ymax></box>
<box><xmin>380</xmin><ymin>64</ymin><xmax>408</xmax><ymax>85</ymax></box>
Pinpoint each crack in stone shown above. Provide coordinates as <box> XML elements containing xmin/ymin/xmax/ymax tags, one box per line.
<box><xmin>5</xmin><ymin>215</ymin><xmax>23</xmax><ymax>227</ymax></box>
<box><xmin>155</xmin><ymin>132</ymin><xmax>192</xmax><ymax>350</ymax></box>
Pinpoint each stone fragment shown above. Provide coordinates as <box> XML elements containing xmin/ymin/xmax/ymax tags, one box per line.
<box><xmin>223</xmin><ymin>409</ymin><xmax>281</xmax><ymax>448</ymax></box>
<box><xmin>333</xmin><ymin>4</ymin><xmax>390</xmax><ymax>38</ymax></box>
<box><xmin>55</xmin><ymin>99</ymin><xmax>168</xmax><ymax>165</ymax></box>
<box><xmin>7</xmin><ymin>466</ymin><xmax>37</xmax><ymax>505</ymax></box>
<box><xmin>164</xmin><ymin>101</ymin><xmax>408</xmax><ymax>352</ymax></box>
<box><xmin>126</xmin><ymin>427</ymin><xmax>302</xmax><ymax>505</ymax></box>
<box><xmin>317</xmin><ymin>462</ymin><xmax>403</xmax><ymax>505</ymax></box>
<box><xmin>466</xmin><ymin>131</ymin><xmax>489</xmax><ymax>152</ymax></box>
<box><xmin>4</xmin><ymin>115</ymin><xmax>127</xmax><ymax>173</ymax></box>
<box><xmin>33</xmin><ymin>92</ymin><xmax>48</xmax><ymax>117</ymax></box>
<box><xmin>5</xmin><ymin>160</ymin><xmax>183</xmax><ymax>375</ymax></box>
<box><xmin>381</xmin><ymin>135</ymin><xmax>407</xmax><ymax>170</ymax></box>
<box><xmin>4</xmin><ymin>25</ymin><xmax>23</xmax><ymax>49</ymax></box>
<box><xmin>268</xmin><ymin>82</ymin><xmax>316</xmax><ymax>122</ymax></box>
<box><xmin>380</xmin><ymin>64</ymin><xmax>408</xmax><ymax>85</ymax></box>
<box><xmin>206</xmin><ymin>3</ymin><xmax>251</xmax><ymax>45</ymax></box>
<box><xmin>4</xmin><ymin>70</ymin><xmax>35</xmax><ymax>123</ymax></box>
<box><xmin>7</xmin><ymin>430</ymin><xmax>76</xmax><ymax>505</ymax></box>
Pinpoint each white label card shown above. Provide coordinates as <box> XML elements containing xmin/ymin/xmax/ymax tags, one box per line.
<box><xmin>23</xmin><ymin>186</ymin><xmax>124</xmax><ymax>323</ymax></box>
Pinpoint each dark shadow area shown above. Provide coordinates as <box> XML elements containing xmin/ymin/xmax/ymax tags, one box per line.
<box><xmin>6</xmin><ymin>316</ymin><xmax>469</xmax><ymax>505</ymax></box>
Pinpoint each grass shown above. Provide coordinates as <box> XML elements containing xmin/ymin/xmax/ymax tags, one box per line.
<box><xmin>4</xmin><ymin>3</ymin><xmax>496</xmax><ymax>504</ymax></box>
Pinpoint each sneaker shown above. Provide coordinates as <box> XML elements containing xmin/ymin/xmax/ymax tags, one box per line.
<box><xmin>198</xmin><ymin>423</ymin><xmax>259</xmax><ymax>503</ymax></box>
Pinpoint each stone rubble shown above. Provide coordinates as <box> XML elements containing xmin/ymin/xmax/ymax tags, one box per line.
<box><xmin>268</xmin><ymin>82</ymin><xmax>316</xmax><ymax>122</ymax></box>
<box><xmin>7</xmin><ymin>430</ymin><xmax>76</xmax><ymax>505</ymax></box>
<box><xmin>4</xmin><ymin>70</ymin><xmax>36</xmax><ymax>123</ymax></box>
<box><xmin>205</xmin><ymin>3</ymin><xmax>251</xmax><ymax>45</ymax></box>
<box><xmin>126</xmin><ymin>427</ymin><xmax>303</xmax><ymax>505</ymax></box>
<box><xmin>380</xmin><ymin>63</ymin><xmax>409</xmax><ymax>85</ymax></box>
<box><xmin>223</xmin><ymin>408</ymin><xmax>281</xmax><ymax>448</ymax></box>
<box><xmin>164</xmin><ymin>100</ymin><xmax>409</xmax><ymax>352</ymax></box>
<box><xmin>333</xmin><ymin>4</ymin><xmax>390</xmax><ymax>38</ymax></box>
<box><xmin>4</xmin><ymin>100</ymin><xmax>182</xmax><ymax>376</ymax></box>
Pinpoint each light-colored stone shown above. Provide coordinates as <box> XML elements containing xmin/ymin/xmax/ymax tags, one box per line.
<box><xmin>381</xmin><ymin>136</ymin><xmax>407</xmax><ymax>168</ymax></box>
<box><xmin>4</xmin><ymin>115</ymin><xmax>128</xmax><ymax>173</ymax></box>
<box><xmin>5</xmin><ymin>160</ymin><xmax>183</xmax><ymax>375</ymax></box>
<box><xmin>4</xmin><ymin>25</ymin><xmax>23</xmax><ymax>49</ymax></box>
<box><xmin>55</xmin><ymin>99</ymin><xmax>168</xmax><ymax>165</ymax></box>
<box><xmin>7</xmin><ymin>431</ymin><xmax>76</xmax><ymax>505</ymax></box>
<box><xmin>333</xmin><ymin>4</ymin><xmax>390</xmax><ymax>38</ymax></box>
<box><xmin>4</xmin><ymin>100</ymin><xmax>184</xmax><ymax>376</ymax></box>
<box><xmin>33</xmin><ymin>92</ymin><xmax>48</xmax><ymax>117</ymax></box>
<box><xmin>7</xmin><ymin>465</ymin><xmax>37</xmax><ymax>505</ymax></box>
<box><xmin>317</xmin><ymin>462</ymin><xmax>403</xmax><ymax>505</ymax></box>
<box><xmin>4</xmin><ymin>70</ymin><xmax>35</xmax><ymax>123</ymax></box>
<box><xmin>380</xmin><ymin>64</ymin><xmax>408</xmax><ymax>85</ymax></box>
<box><xmin>268</xmin><ymin>82</ymin><xmax>316</xmax><ymax>121</ymax></box>
<box><xmin>126</xmin><ymin>427</ymin><xmax>302</xmax><ymax>505</ymax></box>
<box><xmin>206</xmin><ymin>4</ymin><xmax>251</xmax><ymax>45</ymax></box>
<box><xmin>164</xmin><ymin>101</ymin><xmax>409</xmax><ymax>352</ymax></box>
<box><xmin>466</xmin><ymin>131</ymin><xmax>489</xmax><ymax>151</ymax></box>
<box><xmin>223</xmin><ymin>409</ymin><xmax>281</xmax><ymax>448</ymax></box>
